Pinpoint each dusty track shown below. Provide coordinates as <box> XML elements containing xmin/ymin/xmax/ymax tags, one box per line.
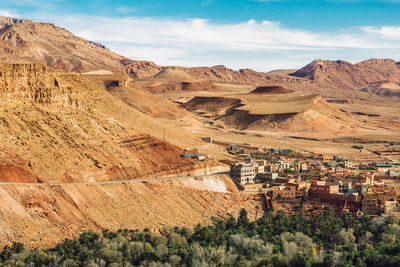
<box><xmin>0</xmin><ymin>172</ymin><xmax>230</xmax><ymax>186</ymax></box>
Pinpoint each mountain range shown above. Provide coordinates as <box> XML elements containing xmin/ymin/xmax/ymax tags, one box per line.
<box><xmin>1</xmin><ymin>16</ymin><xmax>400</xmax><ymax>95</ymax></box>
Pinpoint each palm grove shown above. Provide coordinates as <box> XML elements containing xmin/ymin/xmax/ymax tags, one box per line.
<box><xmin>2</xmin><ymin>209</ymin><xmax>400</xmax><ymax>266</ymax></box>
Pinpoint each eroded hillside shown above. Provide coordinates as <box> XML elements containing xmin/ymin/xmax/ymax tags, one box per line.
<box><xmin>0</xmin><ymin>174</ymin><xmax>262</xmax><ymax>248</ymax></box>
<box><xmin>0</xmin><ymin>63</ymin><xmax>206</xmax><ymax>182</ymax></box>
<box><xmin>0</xmin><ymin>63</ymin><xmax>266</xmax><ymax>248</ymax></box>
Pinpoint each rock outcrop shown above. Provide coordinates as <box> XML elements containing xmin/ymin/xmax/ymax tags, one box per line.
<box><xmin>0</xmin><ymin>16</ymin><xmax>31</xmax><ymax>29</ymax></box>
<box><xmin>0</xmin><ymin>63</ymin><xmax>86</xmax><ymax>107</ymax></box>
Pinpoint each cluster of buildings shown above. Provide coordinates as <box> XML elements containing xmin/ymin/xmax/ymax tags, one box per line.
<box><xmin>181</xmin><ymin>148</ymin><xmax>207</xmax><ymax>161</ymax></box>
<box><xmin>228</xmin><ymin>144</ymin><xmax>400</xmax><ymax>217</ymax></box>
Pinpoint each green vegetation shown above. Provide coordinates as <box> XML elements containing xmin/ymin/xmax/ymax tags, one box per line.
<box><xmin>2</xmin><ymin>209</ymin><xmax>400</xmax><ymax>266</ymax></box>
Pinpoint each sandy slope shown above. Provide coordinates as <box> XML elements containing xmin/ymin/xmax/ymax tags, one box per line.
<box><xmin>0</xmin><ymin>175</ymin><xmax>261</xmax><ymax>248</ymax></box>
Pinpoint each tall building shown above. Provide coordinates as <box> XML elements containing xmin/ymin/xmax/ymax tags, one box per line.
<box><xmin>230</xmin><ymin>162</ymin><xmax>257</xmax><ymax>184</ymax></box>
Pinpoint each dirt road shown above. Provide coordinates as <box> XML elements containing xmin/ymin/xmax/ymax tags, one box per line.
<box><xmin>0</xmin><ymin>172</ymin><xmax>230</xmax><ymax>186</ymax></box>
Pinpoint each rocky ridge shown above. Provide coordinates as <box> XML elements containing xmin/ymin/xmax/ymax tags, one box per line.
<box><xmin>290</xmin><ymin>58</ymin><xmax>400</xmax><ymax>90</ymax></box>
<box><xmin>0</xmin><ymin>16</ymin><xmax>31</xmax><ymax>29</ymax></box>
<box><xmin>0</xmin><ymin>63</ymin><xmax>85</xmax><ymax>107</ymax></box>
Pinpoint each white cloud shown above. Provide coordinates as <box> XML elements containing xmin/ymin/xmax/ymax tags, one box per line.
<box><xmin>57</xmin><ymin>16</ymin><xmax>397</xmax><ymax>50</ymax></box>
<box><xmin>22</xmin><ymin>14</ymin><xmax>400</xmax><ymax>70</ymax></box>
<box><xmin>362</xmin><ymin>26</ymin><xmax>400</xmax><ymax>41</ymax></box>
<box><xmin>0</xmin><ymin>9</ymin><xmax>15</xmax><ymax>17</ymax></box>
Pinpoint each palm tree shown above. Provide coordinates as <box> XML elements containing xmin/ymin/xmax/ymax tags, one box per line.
<box><xmin>255</xmin><ymin>205</ymin><xmax>260</xmax><ymax>220</ymax></box>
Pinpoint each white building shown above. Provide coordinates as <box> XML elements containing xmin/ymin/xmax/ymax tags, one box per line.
<box><xmin>230</xmin><ymin>162</ymin><xmax>257</xmax><ymax>184</ymax></box>
<box><xmin>345</xmin><ymin>161</ymin><xmax>356</xmax><ymax>169</ymax></box>
<box><xmin>338</xmin><ymin>181</ymin><xmax>353</xmax><ymax>194</ymax></box>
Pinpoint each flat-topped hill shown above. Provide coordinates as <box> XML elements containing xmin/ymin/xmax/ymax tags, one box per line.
<box><xmin>182</xmin><ymin>92</ymin><xmax>363</xmax><ymax>135</ymax></box>
<box><xmin>250</xmin><ymin>85</ymin><xmax>295</xmax><ymax>95</ymax></box>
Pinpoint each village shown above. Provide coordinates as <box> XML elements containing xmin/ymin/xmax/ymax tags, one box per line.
<box><xmin>212</xmin><ymin>140</ymin><xmax>400</xmax><ymax>218</ymax></box>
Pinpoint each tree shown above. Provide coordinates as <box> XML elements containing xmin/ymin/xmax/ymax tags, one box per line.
<box><xmin>322</xmin><ymin>253</ymin><xmax>335</xmax><ymax>267</ymax></box>
<box><xmin>289</xmin><ymin>253</ymin><xmax>310</xmax><ymax>267</ymax></box>
<box><xmin>255</xmin><ymin>205</ymin><xmax>260</xmax><ymax>220</ymax></box>
<box><xmin>237</xmin><ymin>209</ymin><xmax>249</xmax><ymax>228</ymax></box>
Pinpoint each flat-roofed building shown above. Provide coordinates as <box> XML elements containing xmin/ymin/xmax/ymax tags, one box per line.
<box><xmin>322</xmin><ymin>155</ymin><xmax>334</xmax><ymax>162</ymax></box>
<box><xmin>345</xmin><ymin>161</ymin><xmax>357</xmax><ymax>169</ymax></box>
<box><xmin>362</xmin><ymin>198</ymin><xmax>381</xmax><ymax>215</ymax></box>
<box><xmin>384</xmin><ymin>201</ymin><xmax>400</xmax><ymax>217</ymax></box>
<box><xmin>339</xmin><ymin>181</ymin><xmax>353</xmax><ymax>194</ymax></box>
<box><xmin>255</xmin><ymin>165</ymin><xmax>264</xmax><ymax>174</ymax></box>
<box><xmin>257</xmin><ymin>172</ymin><xmax>278</xmax><ymax>181</ymax></box>
<box><xmin>310</xmin><ymin>181</ymin><xmax>339</xmax><ymax>196</ymax></box>
<box><xmin>270</xmin><ymin>185</ymin><xmax>296</xmax><ymax>200</ymax></box>
<box><xmin>357</xmin><ymin>175</ymin><xmax>374</xmax><ymax>185</ymax></box>
<box><xmin>230</xmin><ymin>162</ymin><xmax>257</xmax><ymax>185</ymax></box>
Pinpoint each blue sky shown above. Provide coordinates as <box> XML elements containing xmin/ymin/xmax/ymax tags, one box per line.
<box><xmin>1</xmin><ymin>0</ymin><xmax>400</xmax><ymax>71</ymax></box>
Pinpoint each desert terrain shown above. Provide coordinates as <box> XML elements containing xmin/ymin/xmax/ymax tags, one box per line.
<box><xmin>151</xmin><ymin>68</ymin><xmax>400</xmax><ymax>159</ymax></box>
<box><xmin>0</xmin><ymin>16</ymin><xmax>399</xmax><ymax>248</ymax></box>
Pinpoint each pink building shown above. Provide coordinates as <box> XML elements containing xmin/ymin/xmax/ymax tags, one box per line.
<box><xmin>311</xmin><ymin>181</ymin><xmax>339</xmax><ymax>196</ymax></box>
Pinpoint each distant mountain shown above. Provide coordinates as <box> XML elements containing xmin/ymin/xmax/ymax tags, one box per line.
<box><xmin>290</xmin><ymin>58</ymin><xmax>400</xmax><ymax>90</ymax></box>
<box><xmin>0</xmin><ymin>17</ymin><xmax>315</xmax><ymax>86</ymax></box>
<box><xmin>1</xmin><ymin>16</ymin><xmax>400</xmax><ymax>96</ymax></box>
<box><xmin>0</xmin><ymin>17</ymin><xmax>161</xmax><ymax>76</ymax></box>
<box><xmin>0</xmin><ymin>18</ymin><xmax>131</xmax><ymax>73</ymax></box>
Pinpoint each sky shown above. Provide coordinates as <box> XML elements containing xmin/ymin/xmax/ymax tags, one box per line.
<box><xmin>1</xmin><ymin>0</ymin><xmax>400</xmax><ymax>71</ymax></box>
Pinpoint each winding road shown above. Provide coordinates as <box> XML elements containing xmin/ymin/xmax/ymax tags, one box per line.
<box><xmin>0</xmin><ymin>172</ymin><xmax>230</xmax><ymax>186</ymax></box>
